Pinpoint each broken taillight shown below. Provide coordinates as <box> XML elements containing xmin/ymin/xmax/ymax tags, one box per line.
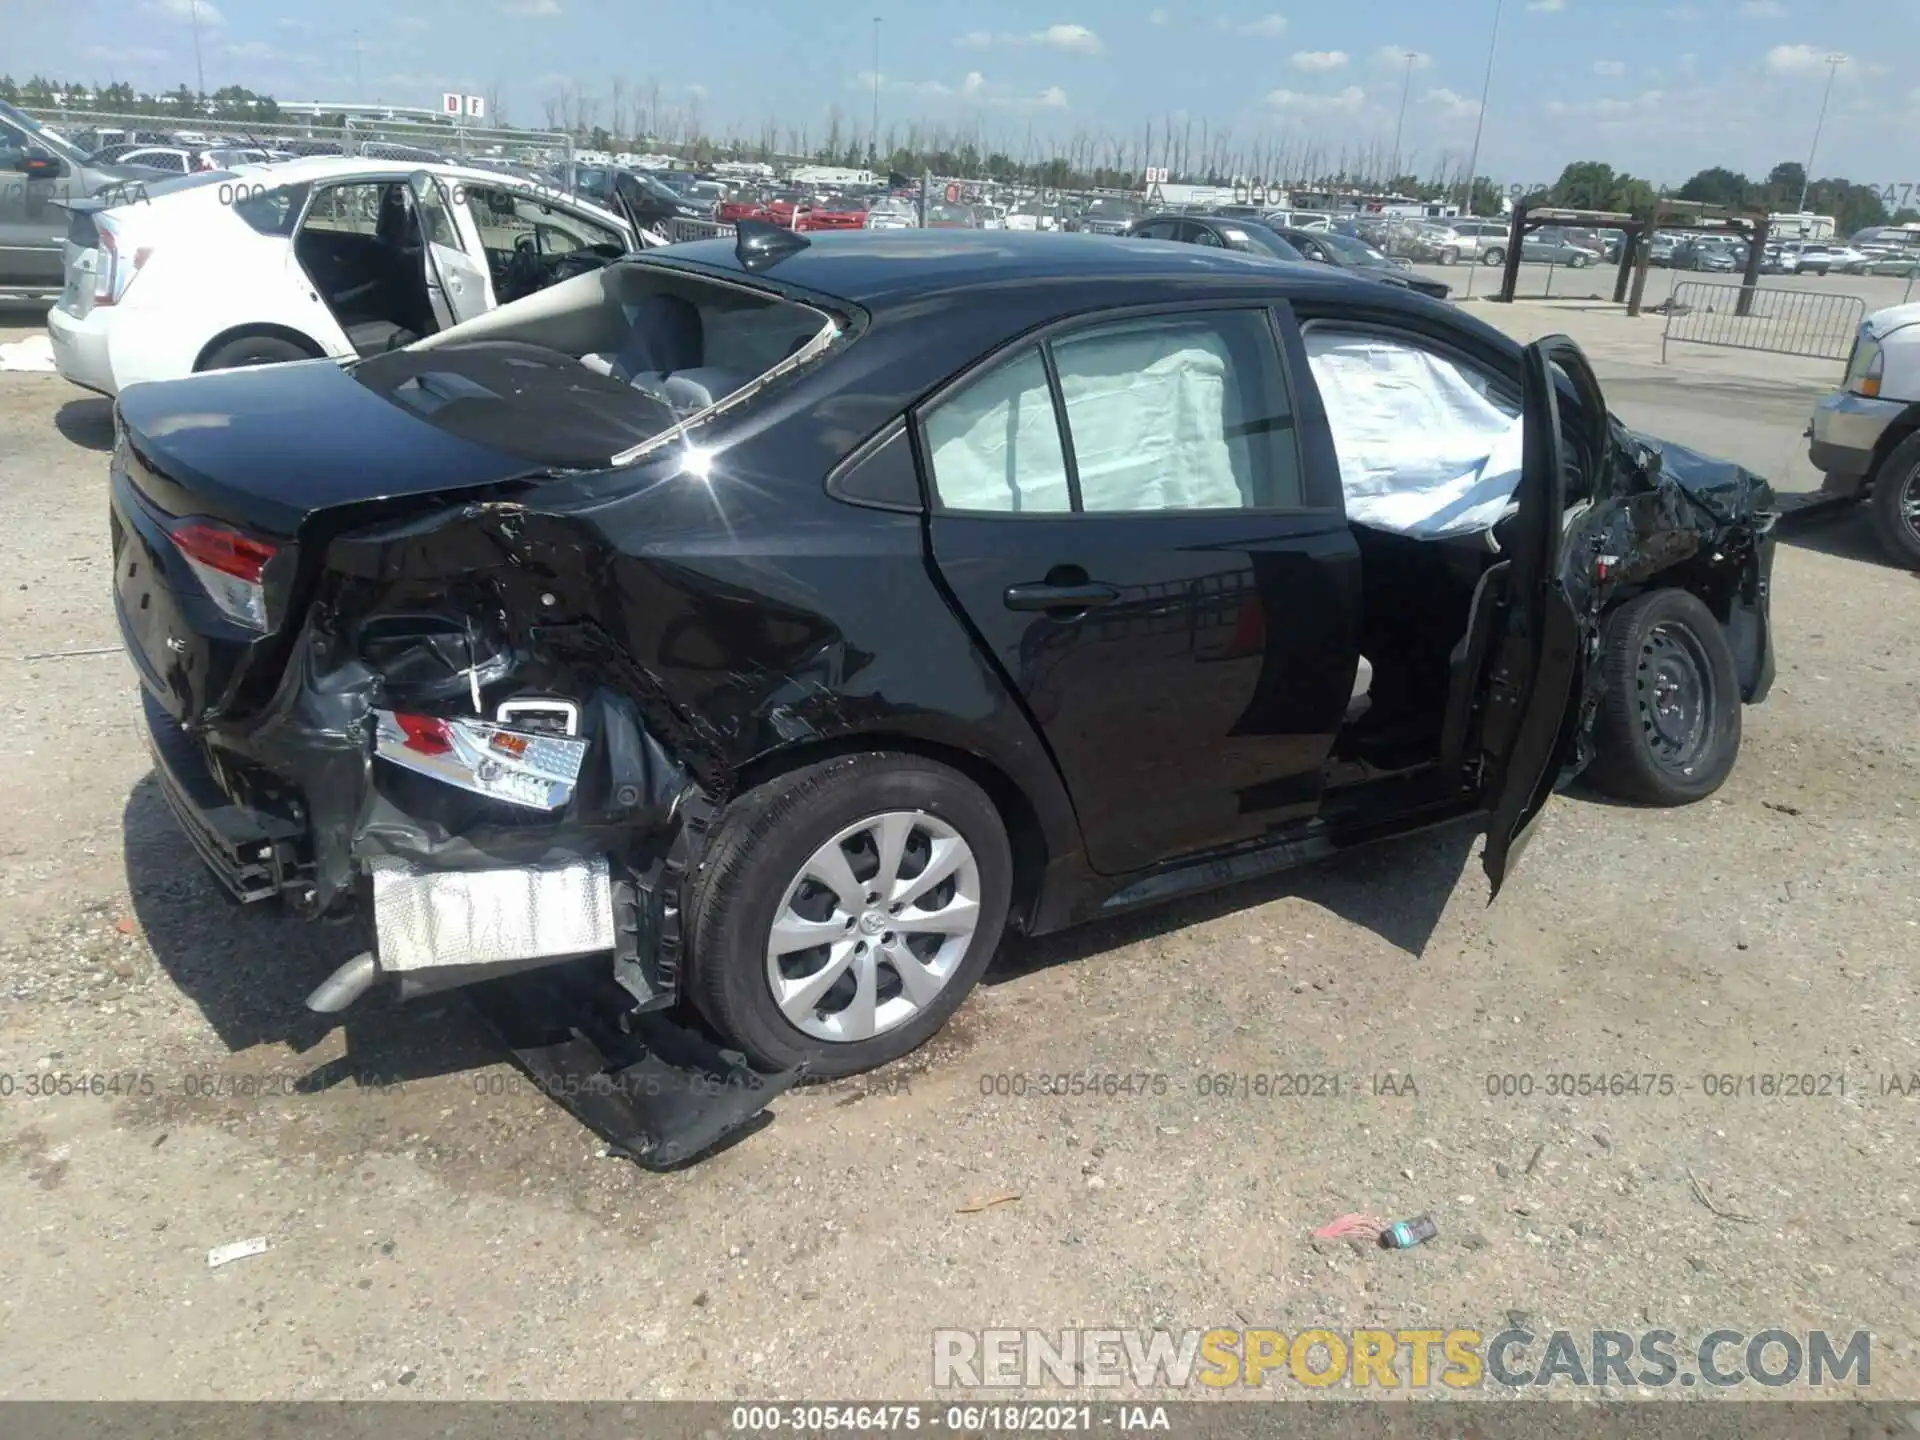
<box><xmin>392</xmin><ymin>713</ymin><xmax>453</xmax><ymax>755</ymax></box>
<box><xmin>373</xmin><ymin>709</ymin><xmax>590</xmax><ymax>811</ymax></box>
<box><xmin>169</xmin><ymin>521</ymin><xmax>277</xmax><ymax>632</ymax></box>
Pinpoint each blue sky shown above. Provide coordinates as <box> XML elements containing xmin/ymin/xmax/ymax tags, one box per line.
<box><xmin>12</xmin><ymin>0</ymin><xmax>1911</xmax><ymax>187</ymax></box>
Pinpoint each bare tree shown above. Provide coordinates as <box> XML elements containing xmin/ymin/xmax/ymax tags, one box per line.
<box><xmin>609</xmin><ymin>76</ymin><xmax>626</xmax><ymax>142</ymax></box>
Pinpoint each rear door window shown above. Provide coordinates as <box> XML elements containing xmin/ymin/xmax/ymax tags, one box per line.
<box><xmin>920</xmin><ymin>307</ymin><xmax>1306</xmax><ymax>515</ymax></box>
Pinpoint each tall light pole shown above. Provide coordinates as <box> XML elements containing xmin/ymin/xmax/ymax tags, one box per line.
<box><xmin>188</xmin><ymin>0</ymin><xmax>206</xmax><ymax>99</ymax></box>
<box><xmin>871</xmin><ymin>17</ymin><xmax>882</xmax><ymax>166</ymax></box>
<box><xmin>1390</xmin><ymin>50</ymin><xmax>1417</xmax><ymax>187</ymax></box>
<box><xmin>1797</xmin><ymin>53</ymin><xmax>1846</xmax><ymax>214</ymax></box>
<box><xmin>1459</xmin><ymin>0</ymin><xmax>1505</xmax><ymax>216</ymax></box>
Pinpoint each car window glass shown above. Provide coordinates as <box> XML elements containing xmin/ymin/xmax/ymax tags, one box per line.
<box><xmin>1191</xmin><ymin>225</ymin><xmax>1224</xmax><ymax>247</ymax></box>
<box><xmin>923</xmin><ymin>347</ymin><xmax>1072</xmax><ymax>513</ymax></box>
<box><xmin>233</xmin><ymin>180</ymin><xmax>308</xmax><ymax>236</ymax></box>
<box><xmin>1051</xmin><ymin>310</ymin><xmax>1303</xmax><ymax>512</ymax></box>
<box><xmin>461</xmin><ymin>186</ymin><xmax>619</xmax><ymax>253</ymax></box>
<box><xmin>302</xmin><ymin>182</ymin><xmax>386</xmax><ymax>236</ymax></box>
<box><xmin>1136</xmin><ymin>220</ymin><xmax>1177</xmax><ymax>240</ymax></box>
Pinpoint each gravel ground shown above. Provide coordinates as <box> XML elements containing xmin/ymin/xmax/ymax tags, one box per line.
<box><xmin>0</xmin><ymin>303</ymin><xmax>1916</xmax><ymax>1403</ymax></box>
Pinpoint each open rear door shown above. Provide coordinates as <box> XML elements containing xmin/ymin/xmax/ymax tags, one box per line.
<box><xmin>1477</xmin><ymin>334</ymin><xmax>1602</xmax><ymax>895</ymax></box>
<box><xmin>406</xmin><ymin>172</ymin><xmax>493</xmax><ymax>330</ymax></box>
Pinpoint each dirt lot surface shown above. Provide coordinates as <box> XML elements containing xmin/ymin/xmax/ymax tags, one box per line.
<box><xmin>0</xmin><ymin>300</ymin><xmax>1916</xmax><ymax>1403</ymax></box>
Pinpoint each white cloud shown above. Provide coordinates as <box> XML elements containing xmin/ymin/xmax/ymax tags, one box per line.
<box><xmin>275</xmin><ymin>17</ymin><xmax>313</xmax><ymax>30</ymax></box>
<box><xmin>1291</xmin><ymin>50</ymin><xmax>1349</xmax><ymax>72</ymax></box>
<box><xmin>1545</xmin><ymin>88</ymin><xmax>1666</xmax><ymax>118</ymax></box>
<box><xmin>395</xmin><ymin>15</ymin><xmax>431</xmax><ymax>31</ymax></box>
<box><xmin>685</xmin><ymin>82</ymin><xmax>709</xmax><ymax>99</ymax></box>
<box><xmin>222</xmin><ymin>40</ymin><xmax>284</xmax><ymax>61</ymax></box>
<box><xmin>1425</xmin><ymin>87</ymin><xmax>1482</xmax><ymax>120</ymax></box>
<box><xmin>1149</xmin><ymin>7</ymin><xmax>1171</xmax><ymax>22</ymax></box>
<box><xmin>1266</xmin><ymin>83</ymin><xmax>1365</xmax><ymax>114</ymax></box>
<box><xmin>84</xmin><ymin>44</ymin><xmax>170</xmax><ymax>65</ymax></box>
<box><xmin>1236</xmin><ymin>14</ymin><xmax>1289</xmax><ymax>37</ymax></box>
<box><xmin>1527</xmin><ymin>0</ymin><xmax>1567</xmax><ymax>10</ymax></box>
<box><xmin>1765</xmin><ymin>43</ymin><xmax>1845</xmax><ymax>73</ymax></box>
<box><xmin>958</xmin><ymin>22</ymin><xmax>1103</xmax><ymax>54</ymax></box>
<box><xmin>143</xmin><ymin>0</ymin><xmax>223</xmax><ymax>25</ymax></box>
<box><xmin>1662</xmin><ymin>5</ymin><xmax>1700</xmax><ymax>18</ymax></box>
<box><xmin>498</xmin><ymin>0</ymin><xmax>560</xmax><ymax>14</ymax></box>
<box><xmin>1031</xmin><ymin>23</ymin><xmax>1103</xmax><ymax>53</ymax></box>
<box><xmin>1592</xmin><ymin>58</ymin><xmax>1626</xmax><ymax>76</ymax></box>
<box><xmin>1740</xmin><ymin>0</ymin><xmax>1787</xmax><ymax>14</ymax></box>
<box><xmin>1374</xmin><ymin>46</ymin><xmax>1432</xmax><ymax>70</ymax></box>
<box><xmin>850</xmin><ymin>69</ymin><xmax>1062</xmax><ymax>106</ymax></box>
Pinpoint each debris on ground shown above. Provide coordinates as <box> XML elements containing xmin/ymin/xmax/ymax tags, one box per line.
<box><xmin>958</xmin><ymin>1191</ymin><xmax>1022</xmax><ymax>1214</ymax></box>
<box><xmin>1313</xmin><ymin>1212</ymin><xmax>1385</xmax><ymax>1241</ymax></box>
<box><xmin>0</xmin><ymin>336</ymin><xmax>55</xmax><ymax>372</ymax></box>
<box><xmin>206</xmin><ymin>1237</ymin><xmax>271</xmax><ymax>1268</ymax></box>
<box><xmin>1379</xmin><ymin>1215</ymin><xmax>1441</xmax><ymax>1250</ymax></box>
<box><xmin>1686</xmin><ymin>1168</ymin><xmax>1759</xmax><ymax>1224</ymax></box>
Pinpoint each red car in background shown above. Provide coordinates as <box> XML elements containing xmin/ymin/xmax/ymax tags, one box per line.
<box><xmin>761</xmin><ymin>196</ymin><xmax>869</xmax><ymax>232</ymax></box>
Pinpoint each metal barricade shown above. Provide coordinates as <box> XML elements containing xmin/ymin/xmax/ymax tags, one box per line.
<box><xmin>1660</xmin><ymin>281</ymin><xmax>1865</xmax><ymax>364</ymax></box>
<box><xmin>660</xmin><ymin>217</ymin><xmax>737</xmax><ymax>243</ymax></box>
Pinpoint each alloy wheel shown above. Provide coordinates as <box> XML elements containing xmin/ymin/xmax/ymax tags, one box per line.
<box><xmin>764</xmin><ymin>810</ymin><xmax>982</xmax><ymax>1043</ymax></box>
<box><xmin>1636</xmin><ymin>622</ymin><xmax>1717</xmax><ymax>777</ymax></box>
<box><xmin>1900</xmin><ymin>465</ymin><xmax>1920</xmax><ymax>546</ymax></box>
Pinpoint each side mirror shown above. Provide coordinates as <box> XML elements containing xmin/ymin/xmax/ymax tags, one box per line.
<box><xmin>20</xmin><ymin>147</ymin><xmax>63</xmax><ymax>180</ymax></box>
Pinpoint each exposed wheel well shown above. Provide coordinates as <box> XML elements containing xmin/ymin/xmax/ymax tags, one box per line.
<box><xmin>1866</xmin><ymin>415</ymin><xmax>1920</xmax><ymax>488</ymax></box>
<box><xmin>729</xmin><ymin>734</ymin><xmax>1052</xmax><ymax>933</ymax></box>
<box><xmin>1609</xmin><ymin>552</ymin><xmax>1760</xmax><ymax>698</ymax></box>
<box><xmin>193</xmin><ymin>323</ymin><xmax>326</xmax><ymax>371</ymax></box>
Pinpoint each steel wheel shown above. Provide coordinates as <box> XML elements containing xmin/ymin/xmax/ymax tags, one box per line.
<box><xmin>1635</xmin><ymin>621</ymin><xmax>1717</xmax><ymax>777</ymax></box>
<box><xmin>764</xmin><ymin>810</ymin><xmax>981</xmax><ymax>1043</ymax></box>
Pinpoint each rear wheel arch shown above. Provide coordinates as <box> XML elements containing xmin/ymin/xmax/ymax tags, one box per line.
<box><xmin>727</xmin><ymin>732</ymin><xmax>1059</xmax><ymax>933</ymax></box>
<box><xmin>193</xmin><ymin>323</ymin><xmax>326</xmax><ymax>372</ymax></box>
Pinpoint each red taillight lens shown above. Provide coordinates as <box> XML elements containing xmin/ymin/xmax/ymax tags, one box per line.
<box><xmin>169</xmin><ymin>522</ymin><xmax>277</xmax><ymax>583</ymax></box>
<box><xmin>394</xmin><ymin>713</ymin><xmax>453</xmax><ymax>756</ymax></box>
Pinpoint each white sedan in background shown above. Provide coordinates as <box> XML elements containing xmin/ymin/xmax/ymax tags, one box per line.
<box><xmin>46</xmin><ymin>156</ymin><xmax>636</xmax><ymax>396</ymax></box>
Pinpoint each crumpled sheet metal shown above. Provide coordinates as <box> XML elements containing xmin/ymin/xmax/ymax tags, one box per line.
<box><xmin>370</xmin><ymin>853</ymin><xmax>615</xmax><ymax>972</ymax></box>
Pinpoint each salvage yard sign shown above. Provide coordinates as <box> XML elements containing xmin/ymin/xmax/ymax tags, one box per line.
<box><xmin>442</xmin><ymin>92</ymin><xmax>487</xmax><ymax>120</ymax></box>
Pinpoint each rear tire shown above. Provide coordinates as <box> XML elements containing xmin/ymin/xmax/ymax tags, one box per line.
<box><xmin>1585</xmin><ymin>589</ymin><xmax>1741</xmax><ymax>806</ymax></box>
<box><xmin>198</xmin><ymin>333</ymin><xmax>317</xmax><ymax>371</ymax></box>
<box><xmin>1868</xmin><ymin>431</ymin><xmax>1920</xmax><ymax>570</ymax></box>
<box><xmin>1440</xmin><ymin>247</ymin><xmax>1459</xmax><ymax>266</ymax></box>
<box><xmin>684</xmin><ymin>753</ymin><xmax>1012</xmax><ymax>1077</ymax></box>
<box><xmin>1481</xmin><ymin>247</ymin><xmax>1505</xmax><ymax>266</ymax></box>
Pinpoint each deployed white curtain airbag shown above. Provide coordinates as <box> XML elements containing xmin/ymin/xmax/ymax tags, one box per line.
<box><xmin>1053</xmin><ymin>323</ymin><xmax>1250</xmax><ymax>511</ymax></box>
<box><xmin>1304</xmin><ymin>329</ymin><xmax>1525</xmax><ymax>539</ymax></box>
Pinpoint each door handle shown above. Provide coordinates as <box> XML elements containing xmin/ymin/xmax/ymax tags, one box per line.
<box><xmin>1004</xmin><ymin>581</ymin><xmax>1120</xmax><ymax>612</ymax></box>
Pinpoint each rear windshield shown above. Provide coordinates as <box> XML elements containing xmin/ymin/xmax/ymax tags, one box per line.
<box><xmin>351</xmin><ymin>260</ymin><xmax>843</xmax><ymax>469</ymax></box>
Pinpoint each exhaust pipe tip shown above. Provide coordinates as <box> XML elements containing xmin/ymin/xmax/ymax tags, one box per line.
<box><xmin>306</xmin><ymin>950</ymin><xmax>380</xmax><ymax>1014</ymax></box>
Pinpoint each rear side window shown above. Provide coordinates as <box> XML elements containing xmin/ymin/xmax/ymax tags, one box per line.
<box><xmin>922</xmin><ymin>348</ymin><xmax>1071</xmax><ymax>513</ymax></box>
<box><xmin>1052</xmin><ymin>311</ymin><xmax>1302</xmax><ymax>511</ymax></box>
<box><xmin>921</xmin><ymin>308</ymin><xmax>1305</xmax><ymax>514</ymax></box>
<box><xmin>233</xmin><ymin>180</ymin><xmax>308</xmax><ymax>236</ymax></box>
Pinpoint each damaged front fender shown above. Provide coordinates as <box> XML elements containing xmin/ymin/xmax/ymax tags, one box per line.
<box><xmin>1558</xmin><ymin>424</ymin><xmax>1778</xmax><ymax>771</ymax></box>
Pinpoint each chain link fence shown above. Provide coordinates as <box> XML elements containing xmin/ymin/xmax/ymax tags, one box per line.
<box><xmin>24</xmin><ymin>107</ymin><xmax>575</xmax><ymax>176</ymax></box>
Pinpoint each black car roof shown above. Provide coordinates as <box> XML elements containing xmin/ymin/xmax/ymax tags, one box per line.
<box><xmin>639</xmin><ymin>229</ymin><xmax>1390</xmax><ymax>311</ymax></box>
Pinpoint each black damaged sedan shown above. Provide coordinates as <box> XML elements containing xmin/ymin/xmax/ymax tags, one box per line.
<box><xmin>111</xmin><ymin>226</ymin><xmax>1776</xmax><ymax>1160</ymax></box>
